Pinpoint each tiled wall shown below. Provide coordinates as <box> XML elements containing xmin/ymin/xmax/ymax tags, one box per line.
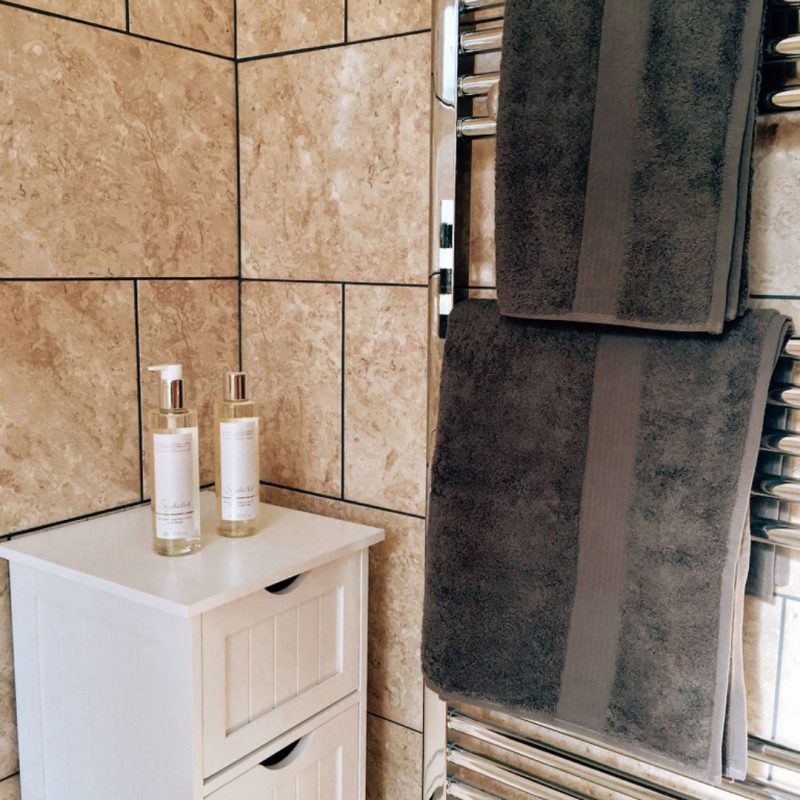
<box><xmin>0</xmin><ymin>0</ymin><xmax>430</xmax><ymax>796</ymax></box>
<box><xmin>0</xmin><ymin>2</ymin><xmax>239</xmax><ymax>796</ymax></box>
<box><xmin>5</xmin><ymin>1</ymin><xmax>800</xmax><ymax>798</ymax></box>
<box><xmin>238</xmin><ymin>4</ymin><xmax>431</xmax><ymax>795</ymax></box>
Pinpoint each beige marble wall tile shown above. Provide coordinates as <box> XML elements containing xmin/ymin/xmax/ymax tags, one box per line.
<box><xmin>15</xmin><ymin>1</ymin><xmax>125</xmax><ymax>28</ymax></box>
<box><xmin>237</xmin><ymin>0</ymin><xmax>343</xmax><ymax>58</ymax></box>
<box><xmin>129</xmin><ymin>0</ymin><xmax>234</xmax><ymax>55</ymax></box>
<box><xmin>344</xmin><ymin>286</ymin><xmax>427</xmax><ymax>515</ymax></box>
<box><xmin>243</xmin><ymin>283</ymin><xmax>342</xmax><ymax>495</ymax></box>
<box><xmin>347</xmin><ymin>0</ymin><xmax>429</xmax><ymax>40</ymax></box>
<box><xmin>750</xmin><ymin>117</ymin><xmax>800</xmax><ymax>296</ymax></box>
<box><xmin>0</xmin><ymin>775</ymin><xmax>19</xmax><ymax>800</ymax></box>
<box><xmin>0</xmin><ymin>282</ymin><xmax>140</xmax><ymax>535</ymax></box>
<box><xmin>0</xmin><ymin>7</ymin><xmax>236</xmax><ymax>278</ymax></box>
<box><xmin>468</xmin><ymin>288</ymin><xmax>497</xmax><ymax>300</ymax></box>
<box><xmin>775</xmin><ymin>599</ymin><xmax>800</xmax><ymax>748</ymax></box>
<box><xmin>138</xmin><ymin>279</ymin><xmax>239</xmax><ymax>489</ymax></box>
<box><xmin>0</xmin><ymin>563</ymin><xmax>17</xmax><ymax>781</ymax></box>
<box><xmin>366</xmin><ymin>714</ymin><xmax>422</xmax><ymax>799</ymax></box>
<box><xmin>469</xmin><ymin>137</ymin><xmax>497</xmax><ymax>287</ymax></box>
<box><xmin>261</xmin><ymin>485</ymin><xmax>424</xmax><ymax>732</ymax></box>
<box><xmin>240</xmin><ymin>34</ymin><xmax>430</xmax><ymax>284</ymax></box>
<box><xmin>743</xmin><ymin>596</ymin><xmax>782</xmax><ymax>737</ymax></box>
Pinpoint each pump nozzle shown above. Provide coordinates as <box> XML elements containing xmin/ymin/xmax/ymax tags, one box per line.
<box><xmin>148</xmin><ymin>364</ymin><xmax>185</xmax><ymax>410</ymax></box>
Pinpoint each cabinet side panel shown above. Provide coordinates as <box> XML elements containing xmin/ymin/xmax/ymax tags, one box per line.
<box><xmin>10</xmin><ymin>565</ymin><xmax>46</xmax><ymax>799</ymax></box>
<box><xmin>10</xmin><ymin>565</ymin><xmax>195</xmax><ymax>800</ymax></box>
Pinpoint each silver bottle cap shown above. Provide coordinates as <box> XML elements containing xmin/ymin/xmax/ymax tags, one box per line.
<box><xmin>224</xmin><ymin>372</ymin><xmax>247</xmax><ymax>401</ymax></box>
<box><xmin>148</xmin><ymin>364</ymin><xmax>184</xmax><ymax>411</ymax></box>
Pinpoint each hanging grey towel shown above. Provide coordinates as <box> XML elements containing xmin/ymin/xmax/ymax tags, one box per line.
<box><xmin>422</xmin><ymin>301</ymin><xmax>790</xmax><ymax>783</ymax></box>
<box><xmin>495</xmin><ymin>0</ymin><xmax>764</xmax><ymax>333</ymax></box>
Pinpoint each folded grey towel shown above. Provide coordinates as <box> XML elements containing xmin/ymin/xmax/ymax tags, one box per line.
<box><xmin>422</xmin><ymin>301</ymin><xmax>789</xmax><ymax>782</ymax></box>
<box><xmin>495</xmin><ymin>0</ymin><xmax>764</xmax><ymax>333</ymax></box>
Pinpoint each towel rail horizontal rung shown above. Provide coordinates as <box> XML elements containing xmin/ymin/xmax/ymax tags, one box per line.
<box><xmin>749</xmin><ymin>736</ymin><xmax>800</xmax><ymax>772</ymax></box>
<box><xmin>751</xmin><ymin>517</ymin><xmax>800</xmax><ymax>548</ymax></box>
<box><xmin>447</xmin><ymin>781</ymin><xmax>503</xmax><ymax>800</ymax></box>
<box><xmin>784</xmin><ymin>339</ymin><xmax>800</xmax><ymax>358</ymax></box>
<box><xmin>460</xmin><ymin>26</ymin><xmax>503</xmax><ymax>54</ymax></box>
<box><xmin>460</xmin><ymin>0</ymin><xmax>505</xmax><ymax>12</ymax></box>
<box><xmin>770</xmin><ymin>386</ymin><xmax>800</xmax><ymax>406</ymax></box>
<box><xmin>766</xmin><ymin>87</ymin><xmax>800</xmax><ymax>109</ymax></box>
<box><xmin>769</xmin><ymin>34</ymin><xmax>800</xmax><ymax>57</ymax></box>
<box><xmin>761</xmin><ymin>433</ymin><xmax>800</xmax><ymax>455</ymax></box>
<box><xmin>449</xmin><ymin>712</ymin><xmax>665</xmax><ymax>800</ymax></box>
<box><xmin>752</xmin><ymin>476</ymin><xmax>800</xmax><ymax>502</ymax></box>
<box><xmin>459</xmin><ymin>72</ymin><xmax>500</xmax><ymax>96</ymax></box>
<box><xmin>447</xmin><ymin>710</ymin><xmax>800</xmax><ymax>800</ymax></box>
<box><xmin>448</xmin><ymin>748</ymin><xmax>582</xmax><ymax>800</ymax></box>
<box><xmin>458</xmin><ymin>117</ymin><xmax>498</xmax><ymax>137</ymax></box>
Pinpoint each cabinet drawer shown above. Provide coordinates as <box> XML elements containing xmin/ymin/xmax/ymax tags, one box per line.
<box><xmin>203</xmin><ymin>552</ymin><xmax>362</xmax><ymax>776</ymax></box>
<box><xmin>207</xmin><ymin>703</ymin><xmax>359</xmax><ymax>799</ymax></box>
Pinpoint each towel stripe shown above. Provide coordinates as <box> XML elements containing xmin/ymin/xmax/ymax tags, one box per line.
<box><xmin>572</xmin><ymin>0</ymin><xmax>652</xmax><ymax>316</ymax></box>
<box><xmin>557</xmin><ymin>334</ymin><xmax>645</xmax><ymax>728</ymax></box>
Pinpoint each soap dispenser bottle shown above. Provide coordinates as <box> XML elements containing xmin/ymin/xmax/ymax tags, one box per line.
<box><xmin>147</xmin><ymin>364</ymin><xmax>201</xmax><ymax>556</ymax></box>
<box><xmin>215</xmin><ymin>372</ymin><xmax>260</xmax><ymax>537</ymax></box>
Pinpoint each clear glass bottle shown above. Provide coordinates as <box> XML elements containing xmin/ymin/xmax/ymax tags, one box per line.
<box><xmin>147</xmin><ymin>364</ymin><xmax>201</xmax><ymax>556</ymax></box>
<box><xmin>215</xmin><ymin>372</ymin><xmax>260</xmax><ymax>537</ymax></box>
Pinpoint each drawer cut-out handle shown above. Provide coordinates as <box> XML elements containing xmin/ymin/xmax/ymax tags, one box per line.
<box><xmin>265</xmin><ymin>573</ymin><xmax>303</xmax><ymax>594</ymax></box>
<box><xmin>260</xmin><ymin>735</ymin><xmax>305</xmax><ymax>770</ymax></box>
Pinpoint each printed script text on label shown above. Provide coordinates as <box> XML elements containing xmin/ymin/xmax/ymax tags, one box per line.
<box><xmin>220</xmin><ymin>418</ymin><xmax>259</xmax><ymax>521</ymax></box>
<box><xmin>153</xmin><ymin>428</ymin><xmax>199</xmax><ymax>539</ymax></box>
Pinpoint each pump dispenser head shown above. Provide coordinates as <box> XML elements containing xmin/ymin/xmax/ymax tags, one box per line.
<box><xmin>224</xmin><ymin>371</ymin><xmax>247</xmax><ymax>402</ymax></box>
<box><xmin>149</xmin><ymin>364</ymin><xmax>184</xmax><ymax>410</ymax></box>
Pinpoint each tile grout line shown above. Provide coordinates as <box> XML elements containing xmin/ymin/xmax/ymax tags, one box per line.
<box><xmin>367</xmin><ymin>710</ymin><xmax>423</xmax><ymax>736</ymax></box>
<box><xmin>341</xmin><ymin>284</ymin><xmax>346</xmax><ymax>500</ymax></box>
<box><xmin>4</xmin><ymin>483</ymin><xmax>217</xmax><ymax>540</ymax></box>
<box><xmin>0</xmin><ymin>0</ymin><xmax>234</xmax><ymax>60</ymax></box>
<box><xmin>242</xmin><ymin>277</ymin><xmax>429</xmax><ymax>288</ymax></box>
<box><xmin>233</xmin><ymin>21</ymin><xmax>244</xmax><ymax>371</ymax></box>
<box><xmin>0</xmin><ymin>277</ymin><xmax>428</xmax><ymax>288</ymax></box>
<box><xmin>0</xmin><ymin>772</ymin><xmax>19</xmax><ymax>785</ymax></box>
<box><xmin>124</xmin><ymin>0</ymin><xmax>129</xmax><ymax>32</ymax></box>
<box><xmin>133</xmin><ymin>280</ymin><xmax>145</xmax><ymax>501</ymax></box>
<box><xmin>5</xmin><ymin>500</ymin><xmax>148</xmax><ymax>540</ymax></box>
<box><xmin>260</xmin><ymin>481</ymin><xmax>426</xmax><ymax>521</ymax></box>
<box><xmin>0</xmin><ymin>276</ymin><xmax>239</xmax><ymax>282</ymax></box>
<box><xmin>232</xmin><ymin>0</ymin><xmax>237</xmax><ymax>59</ymax></box>
<box><xmin>237</xmin><ymin>26</ymin><xmax>432</xmax><ymax>63</ymax></box>
<box><xmin>344</xmin><ymin>0</ymin><xmax>348</xmax><ymax>43</ymax></box>
<box><xmin>2</xmin><ymin>0</ymin><xmax>432</xmax><ymax>66</ymax></box>
<box><xmin>770</xmin><ymin>596</ymin><xmax>789</xmax><ymax>749</ymax></box>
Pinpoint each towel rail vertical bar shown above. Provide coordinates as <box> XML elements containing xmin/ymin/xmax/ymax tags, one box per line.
<box><xmin>425</xmin><ymin>0</ymin><xmax>460</xmax><ymax>798</ymax></box>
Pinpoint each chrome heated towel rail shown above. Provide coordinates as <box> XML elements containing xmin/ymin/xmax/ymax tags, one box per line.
<box><xmin>425</xmin><ymin>1</ymin><xmax>800</xmax><ymax>798</ymax></box>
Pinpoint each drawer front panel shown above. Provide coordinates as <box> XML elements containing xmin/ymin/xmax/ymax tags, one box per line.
<box><xmin>203</xmin><ymin>553</ymin><xmax>362</xmax><ymax>776</ymax></box>
<box><xmin>207</xmin><ymin>704</ymin><xmax>359</xmax><ymax>800</ymax></box>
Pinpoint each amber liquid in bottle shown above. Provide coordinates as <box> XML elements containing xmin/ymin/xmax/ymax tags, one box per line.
<box><xmin>149</xmin><ymin>407</ymin><xmax>202</xmax><ymax>556</ymax></box>
<box><xmin>215</xmin><ymin>373</ymin><xmax>260</xmax><ymax>537</ymax></box>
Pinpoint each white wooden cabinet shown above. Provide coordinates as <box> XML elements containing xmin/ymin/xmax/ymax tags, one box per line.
<box><xmin>0</xmin><ymin>492</ymin><xmax>384</xmax><ymax>800</ymax></box>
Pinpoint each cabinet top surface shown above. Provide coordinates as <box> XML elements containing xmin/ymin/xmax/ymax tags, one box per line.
<box><xmin>0</xmin><ymin>492</ymin><xmax>384</xmax><ymax>616</ymax></box>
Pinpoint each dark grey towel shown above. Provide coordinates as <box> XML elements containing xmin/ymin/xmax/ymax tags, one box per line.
<box><xmin>495</xmin><ymin>0</ymin><xmax>764</xmax><ymax>333</ymax></box>
<box><xmin>746</xmin><ymin>541</ymin><xmax>778</xmax><ymax>599</ymax></box>
<box><xmin>422</xmin><ymin>301</ymin><xmax>789</xmax><ymax>782</ymax></box>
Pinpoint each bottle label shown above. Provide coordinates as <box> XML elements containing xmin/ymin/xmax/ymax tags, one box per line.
<box><xmin>153</xmin><ymin>428</ymin><xmax>198</xmax><ymax>540</ymax></box>
<box><xmin>220</xmin><ymin>418</ymin><xmax>259</xmax><ymax>521</ymax></box>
